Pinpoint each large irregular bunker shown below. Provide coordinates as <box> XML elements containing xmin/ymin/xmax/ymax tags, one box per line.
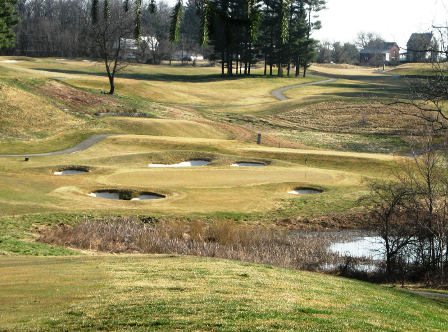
<box><xmin>87</xmin><ymin>189</ymin><xmax>165</xmax><ymax>200</ymax></box>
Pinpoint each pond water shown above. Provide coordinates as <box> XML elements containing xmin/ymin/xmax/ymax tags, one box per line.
<box><xmin>329</xmin><ymin>236</ymin><xmax>384</xmax><ymax>260</ymax></box>
<box><xmin>54</xmin><ymin>170</ymin><xmax>88</xmax><ymax>175</ymax></box>
<box><xmin>231</xmin><ymin>162</ymin><xmax>265</xmax><ymax>167</ymax></box>
<box><xmin>148</xmin><ymin>160</ymin><xmax>210</xmax><ymax>167</ymax></box>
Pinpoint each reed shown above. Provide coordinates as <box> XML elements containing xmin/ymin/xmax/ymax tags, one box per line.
<box><xmin>38</xmin><ymin>216</ymin><xmax>341</xmax><ymax>270</ymax></box>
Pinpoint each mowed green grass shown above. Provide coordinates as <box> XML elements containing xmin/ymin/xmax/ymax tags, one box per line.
<box><xmin>0</xmin><ymin>134</ymin><xmax>401</xmax><ymax>218</ymax></box>
<box><xmin>1</xmin><ymin>255</ymin><xmax>447</xmax><ymax>331</ymax></box>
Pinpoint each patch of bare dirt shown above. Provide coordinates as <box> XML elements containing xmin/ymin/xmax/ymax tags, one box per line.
<box><xmin>276</xmin><ymin>101</ymin><xmax>429</xmax><ymax>135</ymax></box>
<box><xmin>36</xmin><ymin>81</ymin><xmax>119</xmax><ymax>109</ymax></box>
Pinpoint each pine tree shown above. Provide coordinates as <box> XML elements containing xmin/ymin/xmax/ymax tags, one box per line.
<box><xmin>0</xmin><ymin>0</ymin><xmax>20</xmax><ymax>49</ymax></box>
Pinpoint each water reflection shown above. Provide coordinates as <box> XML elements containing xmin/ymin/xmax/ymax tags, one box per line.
<box><xmin>329</xmin><ymin>236</ymin><xmax>384</xmax><ymax>260</ymax></box>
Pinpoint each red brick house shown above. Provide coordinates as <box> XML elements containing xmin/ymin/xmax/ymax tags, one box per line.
<box><xmin>359</xmin><ymin>42</ymin><xmax>400</xmax><ymax>65</ymax></box>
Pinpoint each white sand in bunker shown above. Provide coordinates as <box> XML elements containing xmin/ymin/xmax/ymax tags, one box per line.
<box><xmin>148</xmin><ymin>160</ymin><xmax>210</xmax><ymax>167</ymax></box>
<box><xmin>106</xmin><ymin>168</ymin><xmax>338</xmax><ymax>189</ymax></box>
<box><xmin>87</xmin><ymin>192</ymin><xmax>164</xmax><ymax>200</ymax></box>
<box><xmin>231</xmin><ymin>162</ymin><xmax>265</xmax><ymax>167</ymax></box>
<box><xmin>288</xmin><ymin>188</ymin><xmax>323</xmax><ymax>195</ymax></box>
<box><xmin>87</xmin><ymin>192</ymin><xmax>120</xmax><ymax>199</ymax></box>
<box><xmin>54</xmin><ymin>170</ymin><xmax>87</xmax><ymax>175</ymax></box>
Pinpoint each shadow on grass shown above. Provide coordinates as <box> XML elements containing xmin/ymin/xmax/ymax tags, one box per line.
<box><xmin>31</xmin><ymin>68</ymin><xmax>269</xmax><ymax>83</ymax></box>
<box><xmin>310</xmin><ymin>80</ymin><xmax>410</xmax><ymax>99</ymax></box>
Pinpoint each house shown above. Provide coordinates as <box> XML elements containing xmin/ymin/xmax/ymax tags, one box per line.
<box><xmin>172</xmin><ymin>50</ymin><xmax>204</xmax><ymax>61</ymax></box>
<box><xmin>114</xmin><ymin>36</ymin><xmax>158</xmax><ymax>59</ymax></box>
<box><xmin>359</xmin><ymin>42</ymin><xmax>400</xmax><ymax>65</ymax></box>
<box><xmin>402</xmin><ymin>33</ymin><xmax>438</xmax><ymax>62</ymax></box>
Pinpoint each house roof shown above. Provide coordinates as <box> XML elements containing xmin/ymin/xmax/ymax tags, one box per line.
<box><xmin>359</xmin><ymin>42</ymin><xmax>399</xmax><ymax>54</ymax></box>
<box><xmin>407</xmin><ymin>33</ymin><xmax>436</xmax><ymax>51</ymax></box>
<box><xmin>407</xmin><ymin>33</ymin><xmax>433</xmax><ymax>46</ymax></box>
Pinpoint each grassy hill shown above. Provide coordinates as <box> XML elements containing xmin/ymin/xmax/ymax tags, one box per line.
<box><xmin>1</xmin><ymin>58</ymin><xmax>446</xmax><ymax>331</ymax></box>
<box><xmin>1</xmin><ymin>254</ymin><xmax>447</xmax><ymax>331</ymax></box>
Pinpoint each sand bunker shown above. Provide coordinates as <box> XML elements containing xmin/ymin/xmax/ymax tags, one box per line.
<box><xmin>87</xmin><ymin>191</ymin><xmax>120</xmax><ymax>199</ymax></box>
<box><xmin>231</xmin><ymin>162</ymin><xmax>265</xmax><ymax>167</ymax></box>
<box><xmin>148</xmin><ymin>160</ymin><xmax>210</xmax><ymax>167</ymax></box>
<box><xmin>131</xmin><ymin>194</ymin><xmax>165</xmax><ymax>200</ymax></box>
<box><xmin>87</xmin><ymin>191</ymin><xmax>165</xmax><ymax>200</ymax></box>
<box><xmin>288</xmin><ymin>188</ymin><xmax>322</xmax><ymax>195</ymax></box>
<box><xmin>54</xmin><ymin>170</ymin><xmax>87</xmax><ymax>175</ymax></box>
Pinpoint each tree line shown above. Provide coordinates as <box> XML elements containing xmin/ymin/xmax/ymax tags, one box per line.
<box><xmin>2</xmin><ymin>0</ymin><xmax>329</xmax><ymax>77</ymax></box>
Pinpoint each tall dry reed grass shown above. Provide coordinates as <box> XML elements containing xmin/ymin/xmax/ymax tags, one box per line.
<box><xmin>39</xmin><ymin>216</ymin><xmax>345</xmax><ymax>270</ymax></box>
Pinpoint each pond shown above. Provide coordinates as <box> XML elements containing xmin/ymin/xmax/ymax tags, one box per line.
<box><xmin>329</xmin><ymin>236</ymin><xmax>384</xmax><ymax>260</ymax></box>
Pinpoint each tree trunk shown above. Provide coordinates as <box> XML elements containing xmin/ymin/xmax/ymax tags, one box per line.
<box><xmin>228</xmin><ymin>46</ymin><xmax>233</xmax><ymax>75</ymax></box>
<box><xmin>264</xmin><ymin>50</ymin><xmax>267</xmax><ymax>76</ymax></box>
<box><xmin>295</xmin><ymin>55</ymin><xmax>300</xmax><ymax>77</ymax></box>
<box><xmin>108</xmin><ymin>75</ymin><xmax>115</xmax><ymax>94</ymax></box>
<box><xmin>221</xmin><ymin>49</ymin><xmax>225</xmax><ymax>75</ymax></box>
<box><xmin>248</xmin><ymin>41</ymin><xmax>252</xmax><ymax>76</ymax></box>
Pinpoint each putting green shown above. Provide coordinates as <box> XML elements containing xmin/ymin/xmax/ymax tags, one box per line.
<box><xmin>104</xmin><ymin>167</ymin><xmax>336</xmax><ymax>188</ymax></box>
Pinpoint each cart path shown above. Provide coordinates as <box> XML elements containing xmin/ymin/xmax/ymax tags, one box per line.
<box><xmin>270</xmin><ymin>78</ymin><xmax>337</xmax><ymax>101</ymax></box>
<box><xmin>402</xmin><ymin>289</ymin><xmax>448</xmax><ymax>299</ymax></box>
<box><xmin>404</xmin><ymin>141</ymin><xmax>448</xmax><ymax>158</ymax></box>
<box><xmin>0</xmin><ymin>134</ymin><xmax>121</xmax><ymax>157</ymax></box>
<box><xmin>163</xmin><ymin>78</ymin><xmax>339</xmax><ymax>108</ymax></box>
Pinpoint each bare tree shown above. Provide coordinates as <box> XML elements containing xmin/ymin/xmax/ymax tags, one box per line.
<box><xmin>366</xmin><ymin>132</ymin><xmax>448</xmax><ymax>284</ymax></box>
<box><xmin>90</xmin><ymin>0</ymin><xmax>135</xmax><ymax>94</ymax></box>
<box><xmin>391</xmin><ymin>26</ymin><xmax>448</xmax><ymax>130</ymax></box>
<box><xmin>355</xmin><ymin>31</ymin><xmax>384</xmax><ymax>50</ymax></box>
<box><xmin>365</xmin><ymin>179</ymin><xmax>416</xmax><ymax>281</ymax></box>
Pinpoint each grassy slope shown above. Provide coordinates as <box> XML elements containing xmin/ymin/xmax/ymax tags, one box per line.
<box><xmin>1</xmin><ymin>255</ymin><xmax>447</xmax><ymax>332</ymax></box>
<box><xmin>0</xmin><ymin>59</ymin><xmax>410</xmax><ymax>219</ymax></box>
<box><xmin>0</xmin><ymin>60</ymin><xmax>446</xmax><ymax>331</ymax></box>
<box><xmin>1</xmin><ymin>59</ymin><xmax>324</xmax><ymax>106</ymax></box>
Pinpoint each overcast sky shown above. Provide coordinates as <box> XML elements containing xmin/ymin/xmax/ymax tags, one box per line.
<box><xmin>163</xmin><ymin>0</ymin><xmax>447</xmax><ymax>50</ymax></box>
<box><xmin>312</xmin><ymin>0</ymin><xmax>447</xmax><ymax>49</ymax></box>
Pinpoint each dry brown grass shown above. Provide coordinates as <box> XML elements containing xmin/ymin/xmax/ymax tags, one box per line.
<box><xmin>0</xmin><ymin>81</ymin><xmax>85</xmax><ymax>139</ymax></box>
<box><xmin>274</xmin><ymin>101</ymin><xmax>430</xmax><ymax>135</ymax></box>
<box><xmin>39</xmin><ymin>216</ymin><xmax>340</xmax><ymax>270</ymax></box>
<box><xmin>36</xmin><ymin>81</ymin><xmax>119</xmax><ymax>110</ymax></box>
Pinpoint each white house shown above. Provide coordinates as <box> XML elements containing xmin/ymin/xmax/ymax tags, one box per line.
<box><xmin>114</xmin><ymin>36</ymin><xmax>159</xmax><ymax>59</ymax></box>
<box><xmin>172</xmin><ymin>50</ymin><xmax>204</xmax><ymax>61</ymax></box>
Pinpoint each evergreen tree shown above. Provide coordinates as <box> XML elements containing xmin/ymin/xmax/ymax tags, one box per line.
<box><xmin>170</xmin><ymin>0</ymin><xmax>261</xmax><ymax>76</ymax></box>
<box><xmin>0</xmin><ymin>0</ymin><xmax>19</xmax><ymax>49</ymax></box>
